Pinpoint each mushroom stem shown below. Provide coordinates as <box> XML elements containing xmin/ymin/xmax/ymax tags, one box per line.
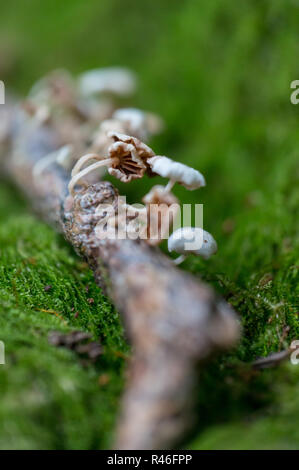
<box><xmin>68</xmin><ymin>157</ymin><xmax>113</xmax><ymax>196</ymax></box>
<box><xmin>173</xmin><ymin>254</ymin><xmax>186</xmax><ymax>265</ymax></box>
<box><xmin>164</xmin><ymin>179</ymin><xmax>175</xmax><ymax>193</ymax></box>
<box><xmin>71</xmin><ymin>153</ymin><xmax>103</xmax><ymax>177</ymax></box>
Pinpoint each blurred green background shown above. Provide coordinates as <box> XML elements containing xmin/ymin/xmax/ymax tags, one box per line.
<box><xmin>0</xmin><ymin>0</ymin><xmax>299</xmax><ymax>449</ymax></box>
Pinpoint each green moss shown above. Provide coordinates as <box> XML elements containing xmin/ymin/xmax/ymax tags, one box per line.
<box><xmin>189</xmin><ymin>363</ymin><xmax>299</xmax><ymax>450</ymax></box>
<box><xmin>0</xmin><ymin>183</ymin><xmax>127</xmax><ymax>449</ymax></box>
<box><xmin>0</xmin><ymin>0</ymin><xmax>299</xmax><ymax>449</ymax></box>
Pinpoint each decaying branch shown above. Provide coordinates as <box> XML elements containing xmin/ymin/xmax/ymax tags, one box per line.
<box><xmin>2</xmin><ymin>101</ymin><xmax>240</xmax><ymax>449</ymax></box>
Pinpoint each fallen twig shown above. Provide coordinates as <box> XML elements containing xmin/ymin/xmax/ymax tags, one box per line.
<box><xmin>2</xmin><ymin>94</ymin><xmax>240</xmax><ymax>449</ymax></box>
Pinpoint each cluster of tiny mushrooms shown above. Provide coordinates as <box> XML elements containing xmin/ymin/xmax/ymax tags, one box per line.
<box><xmin>26</xmin><ymin>67</ymin><xmax>217</xmax><ymax>265</ymax></box>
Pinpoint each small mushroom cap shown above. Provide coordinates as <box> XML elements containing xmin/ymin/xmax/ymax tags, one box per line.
<box><xmin>108</xmin><ymin>132</ymin><xmax>155</xmax><ymax>163</ymax></box>
<box><xmin>100</xmin><ymin>119</ymin><xmax>126</xmax><ymax>134</ymax></box>
<box><xmin>113</xmin><ymin>108</ymin><xmax>146</xmax><ymax>131</ymax></box>
<box><xmin>113</xmin><ymin>108</ymin><xmax>164</xmax><ymax>140</ymax></box>
<box><xmin>142</xmin><ymin>185</ymin><xmax>178</xmax><ymax>206</ymax></box>
<box><xmin>148</xmin><ymin>156</ymin><xmax>206</xmax><ymax>190</ymax></box>
<box><xmin>29</xmin><ymin>69</ymin><xmax>76</xmax><ymax>104</ymax></box>
<box><xmin>90</xmin><ymin>119</ymin><xmax>127</xmax><ymax>154</ymax></box>
<box><xmin>106</xmin><ymin>132</ymin><xmax>155</xmax><ymax>183</ymax></box>
<box><xmin>112</xmin><ymin>108</ymin><xmax>148</xmax><ymax>141</ymax></box>
<box><xmin>78</xmin><ymin>68</ymin><xmax>137</xmax><ymax>97</ymax></box>
<box><xmin>168</xmin><ymin>227</ymin><xmax>217</xmax><ymax>259</ymax></box>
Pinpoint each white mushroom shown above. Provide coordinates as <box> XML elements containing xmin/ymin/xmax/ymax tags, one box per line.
<box><xmin>78</xmin><ymin>67</ymin><xmax>137</xmax><ymax>97</ymax></box>
<box><xmin>147</xmin><ymin>156</ymin><xmax>206</xmax><ymax>191</ymax></box>
<box><xmin>68</xmin><ymin>133</ymin><xmax>154</xmax><ymax>196</ymax></box>
<box><xmin>112</xmin><ymin>108</ymin><xmax>164</xmax><ymax>141</ymax></box>
<box><xmin>90</xmin><ymin>119</ymin><xmax>127</xmax><ymax>155</ymax></box>
<box><xmin>168</xmin><ymin>227</ymin><xmax>217</xmax><ymax>264</ymax></box>
<box><xmin>90</xmin><ymin>109</ymin><xmax>161</xmax><ymax>155</ymax></box>
<box><xmin>29</xmin><ymin>69</ymin><xmax>76</xmax><ymax>107</ymax></box>
<box><xmin>113</xmin><ymin>108</ymin><xmax>145</xmax><ymax>132</ymax></box>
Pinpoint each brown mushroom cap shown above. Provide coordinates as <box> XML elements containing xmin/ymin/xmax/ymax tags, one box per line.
<box><xmin>107</xmin><ymin>132</ymin><xmax>155</xmax><ymax>183</ymax></box>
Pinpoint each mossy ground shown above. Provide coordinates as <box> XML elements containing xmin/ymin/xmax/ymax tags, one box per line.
<box><xmin>0</xmin><ymin>0</ymin><xmax>298</xmax><ymax>449</ymax></box>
